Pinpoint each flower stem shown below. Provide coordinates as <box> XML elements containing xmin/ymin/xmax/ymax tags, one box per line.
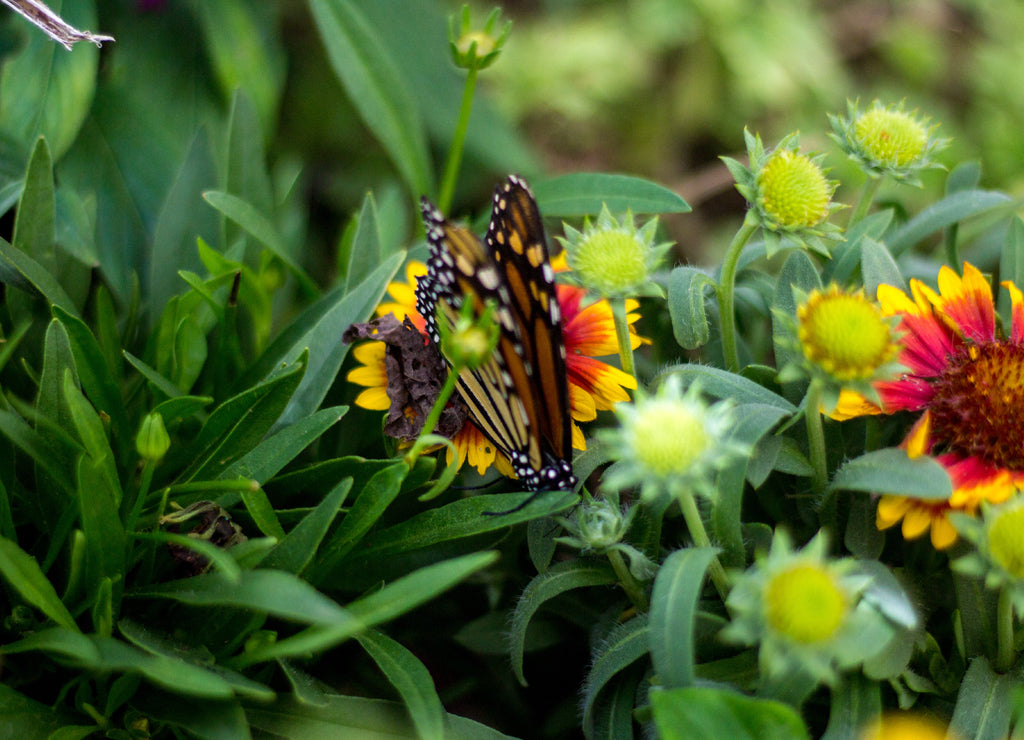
<box><xmin>716</xmin><ymin>221</ymin><xmax>757</xmax><ymax>373</ymax></box>
<box><xmin>405</xmin><ymin>367</ymin><xmax>460</xmax><ymax>467</ymax></box>
<box><xmin>611</xmin><ymin>299</ymin><xmax>636</xmax><ymax>380</ymax></box>
<box><xmin>677</xmin><ymin>489</ymin><xmax>730</xmax><ymax>601</ymax></box>
<box><xmin>803</xmin><ymin>379</ymin><xmax>829</xmax><ymax>494</ymax></box>
<box><xmin>996</xmin><ymin>584</ymin><xmax>1015</xmax><ymax>673</ymax></box>
<box><xmin>437</xmin><ymin>66</ymin><xmax>479</xmax><ymax>214</ymax></box>
<box><xmin>607</xmin><ymin>549</ymin><xmax>649</xmax><ymax>612</ymax></box>
<box><xmin>848</xmin><ymin>177</ymin><xmax>881</xmax><ymax>227</ymax></box>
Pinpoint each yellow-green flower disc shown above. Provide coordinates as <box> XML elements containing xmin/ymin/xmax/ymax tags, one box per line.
<box><xmin>757</xmin><ymin>150</ymin><xmax>832</xmax><ymax>228</ymax></box>
<box><xmin>798</xmin><ymin>287</ymin><xmax>896</xmax><ymax>381</ymax></box>
<box><xmin>630</xmin><ymin>401</ymin><xmax>709</xmax><ymax>477</ymax></box>
<box><xmin>573</xmin><ymin>230</ymin><xmax>649</xmax><ymax>295</ymax></box>
<box><xmin>456</xmin><ymin>30</ymin><xmax>496</xmax><ymax>57</ymax></box>
<box><xmin>764</xmin><ymin>563</ymin><xmax>848</xmax><ymax>644</ymax></box>
<box><xmin>854</xmin><ymin>108</ymin><xmax>929</xmax><ymax>168</ymax></box>
<box><xmin>987</xmin><ymin>505</ymin><xmax>1024</xmax><ymax>579</ymax></box>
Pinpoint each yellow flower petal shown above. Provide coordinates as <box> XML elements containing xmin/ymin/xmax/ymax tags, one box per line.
<box><xmin>355</xmin><ymin>387</ymin><xmax>391</xmax><ymax>411</ymax></box>
<box><xmin>829</xmin><ymin>389</ymin><xmax>882</xmax><ymax>421</ymax></box>
<box><xmin>901</xmin><ymin>505</ymin><xmax>933</xmax><ymax>539</ymax></box>
<box><xmin>904</xmin><ymin>412</ymin><xmax>931</xmax><ymax>459</ymax></box>
<box><xmin>929</xmin><ymin>516</ymin><xmax>958</xmax><ymax>549</ymax></box>
<box><xmin>876</xmin><ymin>495</ymin><xmax>911</xmax><ymax>529</ymax></box>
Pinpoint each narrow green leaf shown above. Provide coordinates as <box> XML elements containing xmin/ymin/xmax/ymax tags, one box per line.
<box><xmin>949</xmin><ymin>657</ymin><xmax>1015</xmax><ymax>740</ymax></box>
<box><xmin>582</xmin><ymin>615</ymin><xmax>649</xmax><ymax>737</ymax></box>
<box><xmin>661</xmin><ymin>364</ymin><xmax>797</xmax><ymax>412</ymax></box>
<box><xmin>649</xmin><ymin>547</ymin><xmax>718</xmax><ymax>689</ymax></box>
<box><xmin>65</xmin><ymin>372</ymin><xmax>122</xmax><ymax>505</ymax></box>
<box><xmin>131</xmin><ymin>531</ymin><xmax>241</xmax><ymax>583</ymax></box>
<box><xmin>0</xmin><ymin>536</ymin><xmax>78</xmax><ymax>631</ymax></box>
<box><xmin>178</xmin><ymin>355</ymin><xmax>306</xmax><ymax>482</ymax></box>
<box><xmin>0</xmin><ymin>235</ymin><xmax>81</xmax><ymax>318</ymax></box>
<box><xmin>532</xmin><ymin>173</ymin><xmax>690</xmax><ymax>217</ymax></box>
<box><xmin>830</xmin><ymin>448</ymin><xmax>953</xmax><ymax>499</ymax></box>
<box><xmin>821</xmin><ymin>675</ymin><xmax>881</xmax><ymax>740</ymax></box>
<box><xmin>240</xmin><ymin>487</ymin><xmax>286</xmax><ymax>540</ymax></box>
<box><xmin>667</xmin><ymin>266</ymin><xmax>713</xmax><ymax>350</ymax></box>
<box><xmin>13</xmin><ymin>137</ymin><xmax>55</xmax><ymax>269</ymax></box>
<box><xmin>650</xmin><ymin>686</ymin><xmax>810</xmax><ymax>740</ymax></box>
<box><xmin>260</xmin><ymin>479</ymin><xmax>350</xmax><ymax>575</ymax></box>
<box><xmin>510</xmin><ymin>560</ymin><xmax>618</xmax><ymax>686</ymax></box>
<box><xmin>825</xmin><ymin>209</ymin><xmax>893</xmax><ymax>286</ymax></box>
<box><xmin>311</xmin><ymin>462</ymin><xmax>407</xmax><ymax>576</ymax></box>
<box><xmin>123</xmin><ymin>350</ymin><xmax>184</xmax><ymax>400</ymax></box>
<box><xmin>235</xmin><ymin>552</ymin><xmax>498</xmax><ymax>666</ymax></box>
<box><xmin>1000</xmin><ymin>217</ymin><xmax>1024</xmax><ymax>323</ymax></box>
<box><xmin>203</xmin><ymin>190</ymin><xmax>318</xmax><ymax>298</ymax></box>
<box><xmin>588</xmin><ymin>665</ymin><xmax>641</xmax><ymax>740</ymax></box>
<box><xmin>53</xmin><ymin>306</ymin><xmax>129</xmax><ymax>443</ymax></box>
<box><xmin>37</xmin><ymin>318</ymin><xmax>78</xmax><ymax>436</ymax></box>
<box><xmin>355</xmin><ymin>630</ymin><xmax>444</xmax><ymax>740</ymax></box>
<box><xmin>225</xmin><ymin>91</ymin><xmax>274</xmax><ymax>215</ymax></box>
<box><xmin>887</xmin><ymin>190</ymin><xmax>1013</xmax><ymax>256</ymax></box>
<box><xmin>771</xmin><ymin>250</ymin><xmax>822</xmax><ymax>376</ymax></box>
<box><xmin>220</xmin><ymin>405</ymin><xmax>348</xmax><ymax>482</ymax></box>
<box><xmin>310</xmin><ymin>0</ymin><xmax>432</xmax><ymax>196</ymax></box>
<box><xmin>860</xmin><ymin>237</ymin><xmax>906</xmax><ymax>295</ymax></box>
<box><xmin>0</xmin><ymin>409</ymin><xmax>76</xmax><ymax>496</ymax></box>
<box><xmin>344</xmin><ymin>191</ymin><xmax>382</xmax><ymax>293</ymax></box>
<box><xmin>130</xmin><ymin>569</ymin><xmax>348</xmax><ymax>625</ymax></box>
<box><xmin>76</xmin><ymin>457</ymin><xmax>126</xmax><ymax>607</ymax></box>
<box><xmin>246</xmin><ymin>694</ymin><xmax>519</xmax><ymax>740</ymax></box>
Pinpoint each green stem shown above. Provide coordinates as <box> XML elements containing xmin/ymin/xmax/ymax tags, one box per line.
<box><xmin>164</xmin><ymin>478</ymin><xmax>259</xmax><ymax>496</ymax></box>
<box><xmin>848</xmin><ymin>177</ymin><xmax>881</xmax><ymax>227</ymax></box>
<box><xmin>438</xmin><ymin>66</ymin><xmax>479</xmax><ymax>214</ymax></box>
<box><xmin>716</xmin><ymin>221</ymin><xmax>757</xmax><ymax>373</ymax></box>
<box><xmin>944</xmin><ymin>223</ymin><xmax>962</xmax><ymax>268</ymax></box>
<box><xmin>677</xmin><ymin>489</ymin><xmax>730</xmax><ymax>602</ymax></box>
<box><xmin>404</xmin><ymin>367</ymin><xmax>460</xmax><ymax>467</ymax></box>
<box><xmin>607</xmin><ymin>549</ymin><xmax>648</xmax><ymax>612</ymax></box>
<box><xmin>124</xmin><ymin>462</ymin><xmax>155</xmax><ymax>534</ymax></box>
<box><xmin>804</xmin><ymin>379</ymin><xmax>829</xmax><ymax>494</ymax></box>
<box><xmin>611</xmin><ymin>299</ymin><xmax>636</xmax><ymax>380</ymax></box>
<box><xmin>996</xmin><ymin>585</ymin><xmax>1015</xmax><ymax>673</ymax></box>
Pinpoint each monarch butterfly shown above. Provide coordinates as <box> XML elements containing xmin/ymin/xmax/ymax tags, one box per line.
<box><xmin>415</xmin><ymin>175</ymin><xmax>577</xmax><ymax>492</ymax></box>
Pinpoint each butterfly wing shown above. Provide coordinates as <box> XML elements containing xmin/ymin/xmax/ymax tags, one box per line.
<box><xmin>416</xmin><ymin>176</ymin><xmax>575</xmax><ymax>491</ymax></box>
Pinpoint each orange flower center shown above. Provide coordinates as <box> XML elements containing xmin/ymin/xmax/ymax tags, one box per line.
<box><xmin>929</xmin><ymin>342</ymin><xmax>1024</xmax><ymax>469</ymax></box>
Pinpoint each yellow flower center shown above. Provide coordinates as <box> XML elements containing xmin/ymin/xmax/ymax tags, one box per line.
<box><xmin>573</xmin><ymin>230</ymin><xmax>648</xmax><ymax>294</ymax></box>
<box><xmin>630</xmin><ymin>402</ymin><xmax>709</xmax><ymax>477</ymax></box>
<box><xmin>764</xmin><ymin>563</ymin><xmax>848</xmax><ymax>644</ymax></box>
<box><xmin>798</xmin><ymin>287</ymin><xmax>897</xmax><ymax>381</ymax></box>
<box><xmin>929</xmin><ymin>342</ymin><xmax>1024</xmax><ymax>470</ymax></box>
<box><xmin>456</xmin><ymin>31</ymin><xmax>495</xmax><ymax>58</ymax></box>
<box><xmin>987</xmin><ymin>504</ymin><xmax>1024</xmax><ymax>579</ymax></box>
<box><xmin>757</xmin><ymin>150</ymin><xmax>831</xmax><ymax>228</ymax></box>
<box><xmin>859</xmin><ymin>713</ymin><xmax>951</xmax><ymax>740</ymax></box>
<box><xmin>854</xmin><ymin>108</ymin><xmax>929</xmax><ymax>168</ymax></box>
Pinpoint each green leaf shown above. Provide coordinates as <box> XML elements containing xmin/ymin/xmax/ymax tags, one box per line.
<box><xmin>343</xmin><ymin>191</ymin><xmax>383</xmax><ymax>293</ymax></box>
<box><xmin>771</xmin><ymin>250</ymin><xmax>822</xmax><ymax>377</ymax></box>
<box><xmin>0</xmin><ymin>536</ymin><xmax>78</xmax><ymax>631</ymax></box>
<box><xmin>649</xmin><ymin>547</ymin><xmax>718</xmax><ymax>689</ymax></box>
<box><xmin>860</xmin><ymin>237</ymin><xmax>906</xmax><ymax>296</ymax></box>
<box><xmin>203</xmin><ymin>190</ymin><xmax>317</xmax><ymax>298</ymax></box>
<box><xmin>309</xmin><ymin>462</ymin><xmax>408</xmax><ymax>577</ymax></box>
<box><xmin>65</xmin><ymin>371</ymin><xmax>122</xmax><ymax>505</ymax></box>
<box><xmin>650</xmin><ymin>686</ymin><xmax>809</xmax><ymax>740</ymax></box>
<box><xmin>37</xmin><ymin>318</ymin><xmax>78</xmax><ymax>438</ymax></box>
<box><xmin>149</xmin><ymin>128</ymin><xmax>220</xmax><ymax>325</ymax></box>
<box><xmin>667</xmin><ymin>266</ymin><xmax>714</xmax><ymax>350</ymax></box>
<box><xmin>52</xmin><ymin>306</ymin><xmax>129</xmax><ymax>445</ymax></box>
<box><xmin>821</xmin><ymin>674</ymin><xmax>881</xmax><ymax>740</ymax></box>
<box><xmin>76</xmin><ymin>457</ymin><xmax>125</xmax><ymax>610</ymax></box>
<box><xmin>0</xmin><ymin>235</ymin><xmax>81</xmax><ymax>318</ymax></box>
<box><xmin>509</xmin><ymin>560</ymin><xmax>618</xmax><ymax>686</ymax></box>
<box><xmin>582</xmin><ymin>615</ymin><xmax>649</xmax><ymax>738</ymax></box>
<box><xmin>887</xmin><ymin>190</ymin><xmax>1013</xmax><ymax>257</ymax></box>
<box><xmin>0</xmin><ymin>0</ymin><xmax>101</xmax><ymax>158</ymax></box>
<box><xmin>123</xmin><ymin>350</ymin><xmax>184</xmax><ymax>400</ymax></box>
<box><xmin>532</xmin><ymin>173</ymin><xmax>691</xmax><ymax>217</ymax></box>
<box><xmin>246</xmin><ymin>694</ymin><xmax>519</xmax><ymax>740</ymax></box>
<box><xmin>130</xmin><ymin>531</ymin><xmax>241</xmax><ymax>583</ymax></box>
<box><xmin>234</xmin><ymin>552</ymin><xmax>498</xmax><ymax>666</ymax></box>
<box><xmin>310</xmin><ymin>0</ymin><xmax>432</xmax><ymax>196</ymax></box>
<box><xmin>242</xmin><ymin>251</ymin><xmax>403</xmax><ymax>429</ymax></box>
<box><xmin>220</xmin><ymin>406</ymin><xmax>348</xmax><ymax>482</ymax></box>
<box><xmin>130</xmin><ymin>569</ymin><xmax>349</xmax><ymax>625</ymax></box>
<box><xmin>0</xmin><ymin>409</ymin><xmax>76</xmax><ymax>497</ymax></box>
<box><xmin>131</xmin><ymin>691</ymin><xmax>250</xmax><ymax>740</ymax></box>
<box><xmin>225</xmin><ymin>91</ymin><xmax>274</xmax><ymax>216</ymax></box>
<box><xmin>830</xmin><ymin>448</ymin><xmax>953</xmax><ymax>499</ymax></box>
<box><xmin>661</xmin><ymin>364</ymin><xmax>797</xmax><ymax>413</ymax></box>
<box><xmin>195</xmin><ymin>2</ymin><xmax>285</xmax><ymax>135</ymax></box>
<box><xmin>13</xmin><ymin>138</ymin><xmax>55</xmax><ymax>270</ymax></box>
<box><xmin>178</xmin><ymin>354</ymin><xmax>306</xmax><ymax>482</ymax></box>
<box><xmin>355</xmin><ymin>630</ymin><xmax>444</xmax><ymax>740</ymax></box>
<box><xmin>0</xmin><ymin>683</ymin><xmax>69</xmax><ymax>739</ymax></box>
<box><xmin>826</xmin><ymin>209</ymin><xmax>893</xmax><ymax>285</ymax></box>
<box><xmin>240</xmin><ymin>487</ymin><xmax>286</xmax><ymax>541</ymax></box>
<box><xmin>949</xmin><ymin>657</ymin><xmax>1015</xmax><ymax>740</ymax></box>
<box><xmin>260</xmin><ymin>479</ymin><xmax>350</xmax><ymax>575</ymax></box>
<box><xmin>1000</xmin><ymin>217</ymin><xmax>1024</xmax><ymax>323</ymax></box>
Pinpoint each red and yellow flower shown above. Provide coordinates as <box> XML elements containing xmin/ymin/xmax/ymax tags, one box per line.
<box><xmin>349</xmin><ymin>260</ymin><xmax>641</xmax><ymax>475</ymax></box>
<box><xmin>836</xmin><ymin>263</ymin><xmax>1024</xmax><ymax>549</ymax></box>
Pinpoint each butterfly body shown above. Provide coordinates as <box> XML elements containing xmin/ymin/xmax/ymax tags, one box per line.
<box><xmin>416</xmin><ymin>176</ymin><xmax>576</xmax><ymax>492</ymax></box>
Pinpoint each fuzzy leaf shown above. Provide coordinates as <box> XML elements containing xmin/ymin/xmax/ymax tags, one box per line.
<box><xmin>860</xmin><ymin>237</ymin><xmax>906</xmax><ymax>295</ymax></box>
<box><xmin>533</xmin><ymin>173</ymin><xmax>690</xmax><ymax>217</ymax></box>
<box><xmin>668</xmin><ymin>266</ymin><xmax>713</xmax><ymax>350</ymax></box>
<box><xmin>830</xmin><ymin>448</ymin><xmax>953</xmax><ymax>499</ymax></box>
<box><xmin>650</xmin><ymin>686</ymin><xmax>809</xmax><ymax>740</ymax></box>
<box><xmin>949</xmin><ymin>657</ymin><xmax>1015</xmax><ymax>740</ymax></box>
<box><xmin>582</xmin><ymin>615</ymin><xmax>650</xmax><ymax>738</ymax></box>
<box><xmin>887</xmin><ymin>190</ymin><xmax>1013</xmax><ymax>257</ymax></box>
<box><xmin>661</xmin><ymin>364</ymin><xmax>797</xmax><ymax>412</ymax></box>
